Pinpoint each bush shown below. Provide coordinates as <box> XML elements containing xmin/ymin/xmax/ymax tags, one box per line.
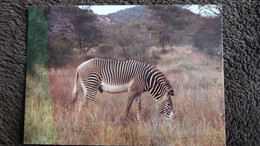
<box><xmin>48</xmin><ymin>36</ymin><xmax>78</xmax><ymax>67</ymax></box>
<box><xmin>95</xmin><ymin>44</ymin><xmax>125</xmax><ymax>60</ymax></box>
<box><xmin>202</xmin><ymin>45</ymin><xmax>223</xmax><ymax>61</ymax></box>
<box><xmin>93</xmin><ymin>43</ymin><xmax>160</xmax><ymax>64</ymax></box>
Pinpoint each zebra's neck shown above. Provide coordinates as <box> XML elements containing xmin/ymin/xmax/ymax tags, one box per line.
<box><xmin>144</xmin><ymin>65</ymin><xmax>170</xmax><ymax>102</ymax></box>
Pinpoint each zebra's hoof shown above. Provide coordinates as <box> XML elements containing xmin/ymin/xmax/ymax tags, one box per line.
<box><xmin>120</xmin><ymin>115</ymin><xmax>127</xmax><ymax>121</ymax></box>
<box><xmin>113</xmin><ymin>116</ymin><xmax>130</xmax><ymax>126</ymax></box>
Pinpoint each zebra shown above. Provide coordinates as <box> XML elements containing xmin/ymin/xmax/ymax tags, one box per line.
<box><xmin>72</xmin><ymin>58</ymin><xmax>175</xmax><ymax>121</ymax></box>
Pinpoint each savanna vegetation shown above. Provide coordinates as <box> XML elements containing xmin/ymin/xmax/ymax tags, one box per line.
<box><xmin>24</xmin><ymin>5</ymin><xmax>224</xmax><ymax>145</ymax></box>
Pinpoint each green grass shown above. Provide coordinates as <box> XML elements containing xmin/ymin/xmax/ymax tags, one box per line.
<box><xmin>24</xmin><ymin>65</ymin><xmax>58</xmax><ymax>144</ymax></box>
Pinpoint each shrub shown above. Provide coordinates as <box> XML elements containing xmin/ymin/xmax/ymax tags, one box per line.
<box><xmin>94</xmin><ymin>44</ymin><xmax>125</xmax><ymax>60</ymax></box>
<box><xmin>48</xmin><ymin>36</ymin><xmax>79</xmax><ymax>67</ymax></box>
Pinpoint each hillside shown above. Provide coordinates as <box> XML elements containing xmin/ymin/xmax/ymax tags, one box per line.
<box><xmin>106</xmin><ymin>6</ymin><xmax>152</xmax><ymax>23</ymax></box>
<box><xmin>41</xmin><ymin>6</ymin><xmax>222</xmax><ymax>68</ymax></box>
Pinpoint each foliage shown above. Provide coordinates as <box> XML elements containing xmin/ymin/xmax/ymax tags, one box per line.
<box><xmin>193</xmin><ymin>16</ymin><xmax>222</xmax><ymax>58</ymax></box>
<box><xmin>146</xmin><ymin>6</ymin><xmax>222</xmax><ymax>58</ymax></box>
<box><xmin>40</xmin><ymin>5</ymin><xmax>223</xmax><ymax>68</ymax></box>
<box><xmin>42</xmin><ymin>5</ymin><xmax>222</xmax><ymax>66</ymax></box>
<box><xmin>27</xmin><ymin>6</ymin><xmax>49</xmax><ymax>75</ymax></box>
<box><xmin>94</xmin><ymin>44</ymin><xmax>121</xmax><ymax>60</ymax></box>
<box><xmin>147</xmin><ymin>6</ymin><xmax>194</xmax><ymax>46</ymax></box>
<box><xmin>42</xmin><ymin>6</ymin><xmax>103</xmax><ymax>67</ymax></box>
<box><xmin>148</xmin><ymin>6</ymin><xmax>191</xmax><ymax>30</ymax></box>
<box><xmin>67</xmin><ymin>6</ymin><xmax>102</xmax><ymax>50</ymax></box>
<box><xmin>99</xmin><ymin>22</ymin><xmax>158</xmax><ymax>62</ymax></box>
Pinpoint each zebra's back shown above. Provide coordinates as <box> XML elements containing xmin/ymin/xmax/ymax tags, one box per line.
<box><xmin>92</xmin><ymin>58</ymin><xmax>146</xmax><ymax>85</ymax></box>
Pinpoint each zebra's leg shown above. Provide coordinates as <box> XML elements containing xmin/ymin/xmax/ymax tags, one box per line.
<box><xmin>79</xmin><ymin>73</ymin><xmax>101</xmax><ymax>113</ymax></box>
<box><xmin>135</xmin><ymin>94</ymin><xmax>142</xmax><ymax>122</ymax></box>
<box><xmin>78</xmin><ymin>89</ymin><xmax>98</xmax><ymax>113</ymax></box>
<box><xmin>86</xmin><ymin>89</ymin><xmax>97</xmax><ymax>109</ymax></box>
<box><xmin>121</xmin><ymin>91</ymin><xmax>137</xmax><ymax>120</ymax></box>
<box><xmin>78</xmin><ymin>91</ymin><xmax>87</xmax><ymax>113</ymax></box>
<box><xmin>78</xmin><ymin>78</ymin><xmax>88</xmax><ymax>113</ymax></box>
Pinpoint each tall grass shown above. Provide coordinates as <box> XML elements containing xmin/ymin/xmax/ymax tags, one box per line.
<box><xmin>47</xmin><ymin>46</ymin><xmax>225</xmax><ymax>145</ymax></box>
<box><xmin>24</xmin><ymin>65</ymin><xmax>58</xmax><ymax>144</ymax></box>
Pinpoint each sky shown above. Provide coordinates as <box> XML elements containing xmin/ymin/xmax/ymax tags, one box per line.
<box><xmin>78</xmin><ymin>5</ymin><xmax>220</xmax><ymax>16</ymax></box>
<box><xmin>78</xmin><ymin>5</ymin><xmax>137</xmax><ymax>15</ymax></box>
<box><xmin>183</xmin><ymin>5</ymin><xmax>220</xmax><ymax>16</ymax></box>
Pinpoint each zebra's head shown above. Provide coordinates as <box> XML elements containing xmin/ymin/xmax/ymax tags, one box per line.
<box><xmin>158</xmin><ymin>89</ymin><xmax>175</xmax><ymax>119</ymax></box>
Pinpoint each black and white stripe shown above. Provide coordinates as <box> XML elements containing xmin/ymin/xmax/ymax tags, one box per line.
<box><xmin>92</xmin><ymin>59</ymin><xmax>172</xmax><ymax>102</ymax></box>
<box><xmin>73</xmin><ymin>58</ymin><xmax>174</xmax><ymax>120</ymax></box>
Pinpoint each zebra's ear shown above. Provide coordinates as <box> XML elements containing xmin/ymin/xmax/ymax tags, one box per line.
<box><xmin>168</xmin><ymin>89</ymin><xmax>174</xmax><ymax>96</ymax></box>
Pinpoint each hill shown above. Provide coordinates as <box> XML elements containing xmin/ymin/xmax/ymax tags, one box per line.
<box><xmin>106</xmin><ymin>6</ymin><xmax>152</xmax><ymax>23</ymax></box>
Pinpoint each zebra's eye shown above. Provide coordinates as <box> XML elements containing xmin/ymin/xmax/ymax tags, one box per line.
<box><xmin>167</xmin><ymin>103</ymin><xmax>170</xmax><ymax>107</ymax></box>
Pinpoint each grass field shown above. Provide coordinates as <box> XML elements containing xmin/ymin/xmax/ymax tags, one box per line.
<box><xmin>25</xmin><ymin>46</ymin><xmax>225</xmax><ymax>145</ymax></box>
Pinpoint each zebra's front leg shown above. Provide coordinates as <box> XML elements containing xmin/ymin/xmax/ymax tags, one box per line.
<box><xmin>135</xmin><ymin>95</ymin><xmax>142</xmax><ymax>122</ymax></box>
<box><xmin>121</xmin><ymin>92</ymin><xmax>137</xmax><ymax>120</ymax></box>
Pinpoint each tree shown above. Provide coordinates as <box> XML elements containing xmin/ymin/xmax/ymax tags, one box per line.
<box><xmin>182</xmin><ymin>5</ymin><xmax>221</xmax><ymax>17</ymax></box>
<box><xmin>27</xmin><ymin>6</ymin><xmax>49</xmax><ymax>75</ymax></box>
<box><xmin>147</xmin><ymin>6</ymin><xmax>192</xmax><ymax>47</ymax></box>
<box><xmin>193</xmin><ymin>16</ymin><xmax>222</xmax><ymax>56</ymax></box>
<box><xmin>67</xmin><ymin>6</ymin><xmax>102</xmax><ymax>51</ymax></box>
<box><xmin>42</xmin><ymin>6</ymin><xmax>103</xmax><ymax>67</ymax></box>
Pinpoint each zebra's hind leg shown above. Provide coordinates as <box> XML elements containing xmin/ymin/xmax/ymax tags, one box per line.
<box><xmin>78</xmin><ymin>78</ymin><xmax>88</xmax><ymax>113</ymax></box>
<box><xmin>135</xmin><ymin>94</ymin><xmax>142</xmax><ymax>122</ymax></box>
<box><xmin>78</xmin><ymin>92</ymin><xmax>87</xmax><ymax>113</ymax></box>
<box><xmin>78</xmin><ymin>92</ymin><xmax>98</xmax><ymax>116</ymax></box>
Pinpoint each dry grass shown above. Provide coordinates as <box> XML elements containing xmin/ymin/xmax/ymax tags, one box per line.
<box><xmin>46</xmin><ymin>46</ymin><xmax>225</xmax><ymax>145</ymax></box>
<box><xmin>24</xmin><ymin>65</ymin><xmax>58</xmax><ymax>144</ymax></box>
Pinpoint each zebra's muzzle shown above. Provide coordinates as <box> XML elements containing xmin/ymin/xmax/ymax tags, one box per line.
<box><xmin>169</xmin><ymin>111</ymin><xmax>174</xmax><ymax>119</ymax></box>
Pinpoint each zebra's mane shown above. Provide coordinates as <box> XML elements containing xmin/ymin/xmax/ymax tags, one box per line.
<box><xmin>147</xmin><ymin>63</ymin><xmax>172</xmax><ymax>90</ymax></box>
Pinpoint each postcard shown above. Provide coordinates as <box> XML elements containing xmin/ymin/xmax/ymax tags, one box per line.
<box><xmin>24</xmin><ymin>5</ymin><xmax>224</xmax><ymax>145</ymax></box>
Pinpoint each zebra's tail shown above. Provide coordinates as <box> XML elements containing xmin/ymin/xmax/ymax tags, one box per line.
<box><xmin>72</xmin><ymin>70</ymin><xmax>79</xmax><ymax>104</ymax></box>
